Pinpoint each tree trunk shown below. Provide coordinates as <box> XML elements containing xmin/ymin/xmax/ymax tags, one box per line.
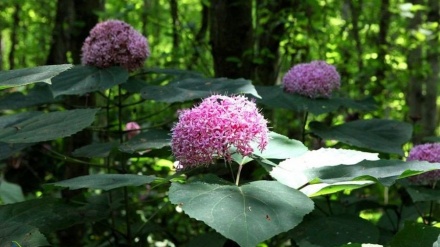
<box><xmin>8</xmin><ymin>4</ymin><xmax>20</xmax><ymax>70</ymax></box>
<box><xmin>210</xmin><ymin>0</ymin><xmax>253</xmax><ymax>78</ymax></box>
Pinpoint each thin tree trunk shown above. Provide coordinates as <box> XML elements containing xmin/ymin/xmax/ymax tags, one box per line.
<box><xmin>8</xmin><ymin>4</ymin><xmax>20</xmax><ymax>70</ymax></box>
<box><xmin>210</xmin><ymin>0</ymin><xmax>253</xmax><ymax>78</ymax></box>
<box><xmin>188</xmin><ymin>1</ymin><xmax>209</xmax><ymax>71</ymax></box>
<box><xmin>373</xmin><ymin>0</ymin><xmax>391</xmax><ymax>96</ymax></box>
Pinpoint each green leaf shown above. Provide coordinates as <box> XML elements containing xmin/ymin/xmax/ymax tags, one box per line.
<box><xmin>0</xmin><ymin>222</ymin><xmax>49</xmax><ymax>247</ymax></box>
<box><xmin>0</xmin><ymin>64</ymin><xmax>73</xmax><ymax>88</ymax></box>
<box><xmin>0</xmin><ymin>197</ymin><xmax>109</xmax><ymax>235</ymax></box>
<box><xmin>303</xmin><ymin>160</ymin><xmax>440</xmax><ymax>187</ymax></box>
<box><xmin>309</xmin><ymin>119</ymin><xmax>412</xmax><ymax>155</ymax></box>
<box><xmin>291</xmin><ymin>215</ymin><xmax>379</xmax><ymax>247</ymax></box>
<box><xmin>389</xmin><ymin>222</ymin><xmax>440</xmax><ymax>247</ymax></box>
<box><xmin>141</xmin><ymin>77</ymin><xmax>261</xmax><ymax>103</ymax></box>
<box><xmin>254</xmin><ymin>132</ymin><xmax>307</xmax><ymax>160</ymax></box>
<box><xmin>119</xmin><ymin>129</ymin><xmax>170</xmax><ymax>153</ymax></box>
<box><xmin>186</xmin><ymin>232</ymin><xmax>227</xmax><ymax>247</ymax></box>
<box><xmin>169</xmin><ymin>179</ymin><xmax>314</xmax><ymax>247</ymax></box>
<box><xmin>0</xmin><ymin>109</ymin><xmax>99</xmax><ymax>143</ymax></box>
<box><xmin>433</xmin><ymin>234</ymin><xmax>440</xmax><ymax>247</ymax></box>
<box><xmin>302</xmin><ymin>181</ymin><xmax>375</xmax><ymax>197</ymax></box>
<box><xmin>405</xmin><ymin>186</ymin><xmax>440</xmax><ymax>202</ymax></box>
<box><xmin>51</xmin><ymin>174</ymin><xmax>158</xmax><ymax>191</ymax></box>
<box><xmin>0</xmin><ymin>84</ymin><xmax>56</xmax><ymax>110</ymax></box>
<box><xmin>50</xmin><ymin>65</ymin><xmax>129</xmax><ymax>97</ymax></box>
<box><xmin>0</xmin><ymin>143</ymin><xmax>33</xmax><ymax>160</ymax></box>
<box><xmin>0</xmin><ymin>179</ymin><xmax>24</xmax><ymax>204</ymax></box>
<box><xmin>72</xmin><ymin>142</ymin><xmax>118</xmax><ymax>158</ymax></box>
<box><xmin>255</xmin><ymin>86</ymin><xmax>376</xmax><ymax>115</ymax></box>
<box><xmin>270</xmin><ymin>148</ymin><xmax>379</xmax><ymax>190</ymax></box>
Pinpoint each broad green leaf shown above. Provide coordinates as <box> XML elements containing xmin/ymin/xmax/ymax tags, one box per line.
<box><xmin>0</xmin><ymin>143</ymin><xmax>33</xmax><ymax>160</ymax></box>
<box><xmin>141</xmin><ymin>77</ymin><xmax>260</xmax><ymax>103</ymax></box>
<box><xmin>270</xmin><ymin>148</ymin><xmax>379</xmax><ymax>189</ymax></box>
<box><xmin>433</xmin><ymin>234</ymin><xmax>440</xmax><ymax>247</ymax></box>
<box><xmin>405</xmin><ymin>186</ymin><xmax>440</xmax><ymax>202</ymax></box>
<box><xmin>0</xmin><ymin>222</ymin><xmax>49</xmax><ymax>247</ymax></box>
<box><xmin>119</xmin><ymin>129</ymin><xmax>170</xmax><ymax>153</ymax></box>
<box><xmin>0</xmin><ymin>84</ymin><xmax>56</xmax><ymax>110</ymax></box>
<box><xmin>255</xmin><ymin>86</ymin><xmax>376</xmax><ymax>115</ymax></box>
<box><xmin>51</xmin><ymin>174</ymin><xmax>158</xmax><ymax>191</ymax></box>
<box><xmin>186</xmin><ymin>232</ymin><xmax>227</xmax><ymax>247</ymax></box>
<box><xmin>50</xmin><ymin>65</ymin><xmax>129</xmax><ymax>97</ymax></box>
<box><xmin>291</xmin><ymin>215</ymin><xmax>379</xmax><ymax>247</ymax></box>
<box><xmin>0</xmin><ymin>112</ymin><xmax>42</xmax><ymax>128</ymax></box>
<box><xmin>309</xmin><ymin>119</ymin><xmax>412</xmax><ymax>155</ymax></box>
<box><xmin>389</xmin><ymin>222</ymin><xmax>440</xmax><ymax>247</ymax></box>
<box><xmin>169</xmin><ymin>179</ymin><xmax>314</xmax><ymax>247</ymax></box>
<box><xmin>0</xmin><ymin>108</ymin><xmax>99</xmax><ymax>143</ymax></box>
<box><xmin>0</xmin><ymin>64</ymin><xmax>73</xmax><ymax>88</ymax></box>
<box><xmin>72</xmin><ymin>142</ymin><xmax>118</xmax><ymax>158</ymax></box>
<box><xmin>303</xmin><ymin>160</ymin><xmax>440</xmax><ymax>187</ymax></box>
<box><xmin>0</xmin><ymin>197</ymin><xmax>109</xmax><ymax>234</ymax></box>
<box><xmin>301</xmin><ymin>181</ymin><xmax>375</xmax><ymax>197</ymax></box>
<box><xmin>0</xmin><ymin>179</ymin><xmax>24</xmax><ymax>204</ymax></box>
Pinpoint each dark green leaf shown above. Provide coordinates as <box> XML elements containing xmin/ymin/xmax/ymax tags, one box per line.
<box><xmin>169</xmin><ymin>179</ymin><xmax>314</xmax><ymax>247</ymax></box>
<box><xmin>119</xmin><ymin>129</ymin><xmax>170</xmax><ymax>153</ymax></box>
<box><xmin>389</xmin><ymin>222</ymin><xmax>440</xmax><ymax>247</ymax></box>
<box><xmin>0</xmin><ymin>222</ymin><xmax>49</xmax><ymax>247</ymax></box>
<box><xmin>0</xmin><ymin>64</ymin><xmax>73</xmax><ymax>88</ymax></box>
<box><xmin>255</xmin><ymin>86</ymin><xmax>376</xmax><ymax>115</ymax></box>
<box><xmin>309</xmin><ymin>119</ymin><xmax>412</xmax><ymax>155</ymax></box>
<box><xmin>291</xmin><ymin>215</ymin><xmax>379</xmax><ymax>247</ymax></box>
<box><xmin>186</xmin><ymin>232</ymin><xmax>227</xmax><ymax>247</ymax></box>
<box><xmin>304</xmin><ymin>160</ymin><xmax>440</xmax><ymax>187</ymax></box>
<box><xmin>51</xmin><ymin>174</ymin><xmax>158</xmax><ymax>191</ymax></box>
<box><xmin>50</xmin><ymin>65</ymin><xmax>129</xmax><ymax>97</ymax></box>
<box><xmin>0</xmin><ymin>84</ymin><xmax>56</xmax><ymax>110</ymax></box>
<box><xmin>0</xmin><ymin>180</ymin><xmax>24</xmax><ymax>204</ymax></box>
<box><xmin>145</xmin><ymin>67</ymin><xmax>204</xmax><ymax>78</ymax></box>
<box><xmin>406</xmin><ymin>186</ymin><xmax>440</xmax><ymax>202</ymax></box>
<box><xmin>72</xmin><ymin>142</ymin><xmax>118</xmax><ymax>158</ymax></box>
<box><xmin>0</xmin><ymin>143</ymin><xmax>34</xmax><ymax>160</ymax></box>
<box><xmin>141</xmin><ymin>77</ymin><xmax>260</xmax><ymax>103</ymax></box>
<box><xmin>0</xmin><ymin>109</ymin><xmax>99</xmax><ymax>143</ymax></box>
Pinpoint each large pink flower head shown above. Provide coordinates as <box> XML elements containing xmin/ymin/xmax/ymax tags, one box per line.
<box><xmin>81</xmin><ymin>20</ymin><xmax>150</xmax><ymax>71</ymax></box>
<box><xmin>407</xmin><ymin>143</ymin><xmax>440</xmax><ymax>184</ymax></box>
<box><xmin>282</xmin><ymin>60</ymin><xmax>341</xmax><ymax>98</ymax></box>
<box><xmin>171</xmin><ymin>95</ymin><xmax>269</xmax><ymax>169</ymax></box>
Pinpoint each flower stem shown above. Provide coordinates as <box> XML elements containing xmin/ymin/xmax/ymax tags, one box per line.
<box><xmin>236</xmin><ymin>164</ymin><xmax>243</xmax><ymax>186</ymax></box>
<box><xmin>301</xmin><ymin>111</ymin><xmax>309</xmax><ymax>143</ymax></box>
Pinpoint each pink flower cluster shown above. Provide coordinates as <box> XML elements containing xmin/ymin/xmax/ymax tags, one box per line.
<box><xmin>171</xmin><ymin>95</ymin><xmax>269</xmax><ymax>169</ymax></box>
<box><xmin>407</xmin><ymin>143</ymin><xmax>440</xmax><ymax>184</ymax></box>
<box><xmin>81</xmin><ymin>20</ymin><xmax>150</xmax><ymax>72</ymax></box>
<box><xmin>282</xmin><ymin>60</ymin><xmax>341</xmax><ymax>98</ymax></box>
<box><xmin>125</xmin><ymin>121</ymin><xmax>141</xmax><ymax>140</ymax></box>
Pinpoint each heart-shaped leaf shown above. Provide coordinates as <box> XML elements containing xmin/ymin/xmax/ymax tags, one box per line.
<box><xmin>119</xmin><ymin>129</ymin><xmax>170</xmax><ymax>153</ymax></box>
<box><xmin>0</xmin><ymin>108</ymin><xmax>99</xmax><ymax>143</ymax></box>
<box><xmin>389</xmin><ymin>222</ymin><xmax>440</xmax><ymax>247</ymax></box>
<box><xmin>141</xmin><ymin>77</ymin><xmax>260</xmax><ymax>103</ymax></box>
<box><xmin>0</xmin><ymin>64</ymin><xmax>73</xmax><ymax>88</ymax></box>
<box><xmin>309</xmin><ymin>119</ymin><xmax>412</xmax><ymax>155</ymax></box>
<box><xmin>0</xmin><ymin>223</ymin><xmax>49</xmax><ymax>247</ymax></box>
<box><xmin>51</xmin><ymin>174</ymin><xmax>158</xmax><ymax>191</ymax></box>
<box><xmin>169</xmin><ymin>179</ymin><xmax>314</xmax><ymax>247</ymax></box>
<box><xmin>50</xmin><ymin>65</ymin><xmax>129</xmax><ymax>97</ymax></box>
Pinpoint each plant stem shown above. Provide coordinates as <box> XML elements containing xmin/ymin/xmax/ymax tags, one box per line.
<box><xmin>301</xmin><ymin>111</ymin><xmax>309</xmax><ymax>143</ymax></box>
<box><xmin>236</xmin><ymin>164</ymin><xmax>243</xmax><ymax>186</ymax></box>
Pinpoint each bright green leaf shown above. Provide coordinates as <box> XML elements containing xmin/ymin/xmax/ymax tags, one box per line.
<box><xmin>0</xmin><ymin>109</ymin><xmax>99</xmax><ymax>143</ymax></box>
<box><xmin>51</xmin><ymin>174</ymin><xmax>158</xmax><ymax>191</ymax></box>
<box><xmin>389</xmin><ymin>222</ymin><xmax>440</xmax><ymax>247</ymax></box>
<box><xmin>0</xmin><ymin>64</ymin><xmax>73</xmax><ymax>88</ymax></box>
<box><xmin>141</xmin><ymin>77</ymin><xmax>261</xmax><ymax>103</ymax></box>
<box><xmin>309</xmin><ymin>119</ymin><xmax>412</xmax><ymax>155</ymax></box>
<box><xmin>169</xmin><ymin>179</ymin><xmax>314</xmax><ymax>247</ymax></box>
<box><xmin>119</xmin><ymin>129</ymin><xmax>170</xmax><ymax>153</ymax></box>
<box><xmin>0</xmin><ymin>179</ymin><xmax>25</xmax><ymax>204</ymax></box>
<box><xmin>50</xmin><ymin>65</ymin><xmax>129</xmax><ymax>97</ymax></box>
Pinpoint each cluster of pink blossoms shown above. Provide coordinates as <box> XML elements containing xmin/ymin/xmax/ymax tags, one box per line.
<box><xmin>407</xmin><ymin>143</ymin><xmax>440</xmax><ymax>184</ymax></box>
<box><xmin>81</xmin><ymin>20</ymin><xmax>150</xmax><ymax>72</ymax></box>
<box><xmin>282</xmin><ymin>60</ymin><xmax>341</xmax><ymax>98</ymax></box>
<box><xmin>125</xmin><ymin>122</ymin><xmax>141</xmax><ymax>140</ymax></box>
<box><xmin>171</xmin><ymin>95</ymin><xmax>269</xmax><ymax>169</ymax></box>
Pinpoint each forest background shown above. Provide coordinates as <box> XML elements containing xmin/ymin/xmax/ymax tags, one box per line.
<box><xmin>1</xmin><ymin>0</ymin><xmax>440</xmax><ymax>246</ymax></box>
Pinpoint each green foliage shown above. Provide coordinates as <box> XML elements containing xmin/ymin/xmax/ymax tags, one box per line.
<box><xmin>0</xmin><ymin>65</ymin><xmax>72</xmax><ymax>88</ymax></box>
